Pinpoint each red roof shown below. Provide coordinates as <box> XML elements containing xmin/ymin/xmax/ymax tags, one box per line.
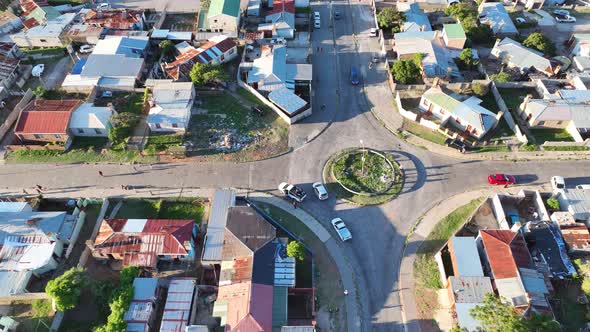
<box><xmin>163</xmin><ymin>37</ymin><xmax>236</xmax><ymax>80</ymax></box>
<box><xmin>15</xmin><ymin>100</ymin><xmax>81</xmax><ymax>135</ymax></box>
<box><xmin>217</xmin><ymin>282</ymin><xmax>273</xmax><ymax>332</ymax></box>
<box><xmin>22</xmin><ymin>17</ymin><xmax>39</xmax><ymax>29</ymax></box>
<box><xmin>267</xmin><ymin>0</ymin><xmax>295</xmax><ymax>15</ymax></box>
<box><xmin>560</xmin><ymin>224</ymin><xmax>590</xmax><ymax>250</ymax></box>
<box><xmin>84</xmin><ymin>9</ymin><xmax>143</xmax><ymax>30</ymax></box>
<box><xmin>94</xmin><ymin>219</ymin><xmax>194</xmax><ymax>268</ymax></box>
<box><xmin>480</xmin><ymin>230</ymin><xmax>533</xmax><ymax>279</ymax></box>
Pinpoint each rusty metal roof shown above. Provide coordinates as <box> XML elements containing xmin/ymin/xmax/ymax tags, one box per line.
<box><xmin>84</xmin><ymin>9</ymin><xmax>143</xmax><ymax>30</ymax></box>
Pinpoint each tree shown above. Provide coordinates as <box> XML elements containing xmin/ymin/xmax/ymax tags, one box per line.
<box><xmin>158</xmin><ymin>40</ymin><xmax>175</xmax><ymax>58</ymax></box>
<box><xmin>45</xmin><ymin>267</ymin><xmax>86</xmax><ymax>312</ymax></box>
<box><xmin>449</xmin><ymin>325</ymin><xmax>467</xmax><ymax>332</ymax></box>
<box><xmin>490</xmin><ymin>71</ymin><xmax>512</xmax><ymax>83</ymax></box>
<box><xmin>445</xmin><ymin>2</ymin><xmax>477</xmax><ymax>22</ymax></box>
<box><xmin>391</xmin><ymin>59</ymin><xmax>421</xmax><ymax>84</ymax></box>
<box><xmin>469</xmin><ymin>294</ymin><xmax>526</xmax><ymax>332</ymax></box>
<box><xmin>546</xmin><ymin>198</ymin><xmax>560</xmax><ymax>210</ymax></box>
<box><xmin>523</xmin><ymin>33</ymin><xmax>556</xmax><ymax>56</ymax></box>
<box><xmin>287</xmin><ymin>241</ymin><xmax>305</xmax><ymax>261</ymax></box>
<box><xmin>109</xmin><ymin>112</ymin><xmax>140</xmax><ymax>144</ymax></box>
<box><xmin>524</xmin><ymin>314</ymin><xmax>561</xmax><ymax>332</ymax></box>
<box><xmin>93</xmin><ymin>266</ymin><xmax>138</xmax><ymax>332</ymax></box>
<box><xmin>466</xmin><ymin>24</ymin><xmax>493</xmax><ymax>45</ymax></box>
<box><xmin>472</xmin><ymin>82</ymin><xmax>487</xmax><ymax>97</ymax></box>
<box><xmin>33</xmin><ymin>86</ymin><xmax>47</xmax><ymax>98</ymax></box>
<box><xmin>412</xmin><ymin>53</ymin><xmax>424</xmax><ymax>68</ymax></box>
<box><xmin>458</xmin><ymin>48</ymin><xmax>478</xmax><ymax>69</ymax></box>
<box><xmin>377</xmin><ymin>8</ymin><xmax>405</xmax><ymax>29</ymax></box>
<box><xmin>189</xmin><ymin>63</ymin><xmax>229</xmax><ymax>86</ymax></box>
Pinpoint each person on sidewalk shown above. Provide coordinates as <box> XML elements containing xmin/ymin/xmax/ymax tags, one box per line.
<box><xmin>292</xmin><ymin>200</ymin><xmax>297</xmax><ymax>209</ymax></box>
<box><xmin>98</xmin><ymin>171</ymin><xmax>104</xmax><ymax>177</ymax></box>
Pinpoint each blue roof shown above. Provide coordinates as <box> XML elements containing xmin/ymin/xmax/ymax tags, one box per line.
<box><xmin>72</xmin><ymin>59</ymin><xmax>87</xmax><ymax>75</ymax></box>
<box><xmin>132</xmin><ymin>278</ymin><xmax>158</xmax><ymax>300</ymax></box>
<box><xmin>116</xmin><ymin>37</ymin><xmax>148</xmax><ymax>58</ymax></box>
<box><xmin>403</xmin><ymin>3</ymin><xmax>432</xmax><ymax>32</ymax></box>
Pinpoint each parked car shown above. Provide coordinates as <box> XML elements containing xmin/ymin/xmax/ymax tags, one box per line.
<box><xmin>312</xmin><ymin>182</ymin><xmax>328</xmax><ymax>200</ymax></box>
<box><xmin>314</xmin><ymin>11</ymin><xmax>321</xmax><ymax>20</ymax></box>
<box><xmin>444</xmin><ymin>138</ymin><xmax>467</xmax><ymax>153</ymax></box>
<box><xmin>576</xmin><ymin>184</ymin><xmax>590</xmax><ymax>190</ymax></box>
<box><xmin>369</xmin><ymin>28</ymin><xmax>377</xmax><ymax>37</ymax></box>
<box><xmin>551</xmin><ymin>176</ymin><xmax>566</xmax><ymax>191</ymax></box>
<box><xmin>553</xmin><ymin>9</ymin><xmax>570</xmax><ymax>16</ymax></box>
<box><xmin>334</xmin><ymin>11</ymin><xmax>341</xmax><ymax>20</ymax></box>
<box><xmin>278</xmin><ymin>182</ymin><xmax>307</xmax><ymax>202</ymax></box>
<box><xmin>556</xmin><ymin>15</ymin><xmax>576</xmax><ymax>23</ymax></box>
<box><xmin>97</xmin><ymin>2</ymin><xmax>110</xmax><ymax>10</ymax></box>
<box><xmin>314</xmin><ymin>19</ymin><xmax>321</xmax><ymax>28</ymax></box>
<box><xmin>350</xmin><ymin>66</ymin><xmax>360</xmax><ymax>85</ymax></box>
<box><xmin>101</xmin><ymin>90</ymin><xmax>113</xmax><ymax>98</ymax></box>
<box><xmin>31</xmin><ymin>64</ymin><xmax>44</xmax><ymax>77</ymax></box>
<box><xmin>79</xmin><ymin>44</ymin><xmax>93</xmax><ymax>54</ymax></box>
<box><xmin>331</xmin><ymin>218</ymin><xmax>352</xmax><ymax>241</ymax></box>
<box><xmin>487</xmin><ymin>174</ymin><xmax>516</xmax><ymax>186</ymax></box>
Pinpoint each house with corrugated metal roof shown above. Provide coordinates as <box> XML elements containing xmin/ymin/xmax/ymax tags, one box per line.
<box><xmin>258</xmin><ymin>0</ymin><xmax>296</xmax><ymax>39</ymax></box>
<box><xmin>207</xmin><ymin>0</ymin><xmax>241</xmax><ymax>33</ymax></box>
<box><xmin>14</xmin><ymin>99</ymin><xmax>81</xmax><ymax>145</ymax></box>
<box><xmin>125</xmin><ymin>278</ymin><xmax>160</xmax><ymax>332</ymax></box>
<box><xmin>83</xmin><ymin>9</ymin><xmax>146</xmax><ymax>30</ymax></box>
<box><xmin>519</xmin><ymin>97</ymin><xmax>590</xmax><ymax>142</ymax></box>
<box><xmin>91</xmin><ymin>218</ymin><xmax>198</xmax><ymax>269</ymax></box>
<box><xmin>399</xmin><ymin>3</ymin><xmax>431</xmax><ymax>33</ymax></box>
<box><xmin>147</xmin><ymin>81</ymin><xmax>195</xmax><ymax>133</ymax></box>
<box><xmin>491</xmin><ymin>38</ymin><xmax>557</xmax><ymax>77</ymax></box>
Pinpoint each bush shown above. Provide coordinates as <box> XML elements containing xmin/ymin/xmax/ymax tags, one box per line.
<box><xmin>32</xmin><ymin>299</ymin><xmax>52</xmax><ymax>318</ymax></box>
<box><xmin>391</xmin><ymin>59</ymin><xmax>421</xmax><ymax>84</ymax></box>
<box><xmin>546</xmin><ymin>198</ymin><xmax>560</xmax><ymax>210</ymax></box>
<box><xmin>521</xmin><ymin>144</ymin><xmax>538</xmax><ymax>151</ymax></box>
<box><xmin>523</xmin><ymin>32</ymin><xmax>556</xmax><ymax>56</ymax></box>
<box><xmin>109</xmin><ymin>113</ymin><xmax>139</xmax><ymax>144</ymax></box>
<box><xmin>457</xmin><ymin>48</ymin><xmax>479</xmax><ymax>70</ymax></box>
<box><xmin>377</xmin><ymin>8</ymin><xmax>405</xmax><ymax>29</ymax></box>
<box><xmin>287</xmin><ymin>241</ymin><xmax>305</xmax><ymax>261</ymax></box>
<box><xmin>490</xmin><ymin>71</ymin><xmax>512</xmax><ymax>83</ymax></box>
<box><xmin>93</xmin><ymin>266</ymin><xmax>138</xmax><ymax>332</ymax></box>
<box><xmin>33</xmin><ymin>86</ymin><xmax>47</xmax><ymax>98</ymax></box>
<box><xmin>46</xmin><ymin>268</ymin><xmax>86</xmax><ymax>312</ymax></box>
<box><xmin>472</xmin><ymin>83</ymin><xmax>486</xmax><ymax>96</ymax></box>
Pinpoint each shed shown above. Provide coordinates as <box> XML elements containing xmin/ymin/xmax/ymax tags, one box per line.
<box><xmin>201</xmin><ymin>189</ymin><xmax>236</xmax><ymax>264</ymax></box>
<box><xmin>448</xmin><ymin>237</ymin><xmax>484</xmax><ymax>277</ymax></box>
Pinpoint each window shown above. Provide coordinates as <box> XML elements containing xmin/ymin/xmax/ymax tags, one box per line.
<box><xmin>439</xmin><ymin>109</ymin><xmax>445</xmax><ymax>115</ymax></box>
<box><xmin>229</xmin><ymin>48</ymin><xmax>235</xmax><ymax>55</ymax></box>
<box><xmin>94</xmin><ymin>129</ymin><xmax>102</xmax><ymax>135</ymax></box>
<box><xmin>423</xmin><ymin>100</ymin><xmax>430</xmax><ymax>107</ymax></box>
<box><xmin>214</xmin><ymin>19</ymin><xmax>218</xmax><ymax>23</ymax></box>
<box><xmin>34</xmin><ymin>134</ymin><xmax>42</xmax><ymax>139</ymax></box>
<box><xmin>40</xmin><ymin>39</ymin><xmax>47</xmax><ymax>42</ymax></box>
<box><xmin>155</xmin><ymin>123</ymin><xmax>161</xmax><ymax>129</ymax></box>
<box><xmin>455</xmin><ymin>118</ymin><xmax>461</xmax><ymax>125</ymax></box>
<box><xmin>54</xmin><ymin>134</ymin><xmax>61</xmax><ymax>139</ymax></box>
<box><xmin>172</xmin><ymin>123</ymin><xmax>178</xmax><ymax>128</ymax></box>
<box><xmin>77</xmin><ymin>128</ymin><xmax>84</xmax><ymax>134</ymax></box>
<box><xmin>538</xmin><ymin>121</ymin><xmax>545</xmax><ymax>125</ymax></box>
<box><xmin>221</xmin><ymin>55</ymin><xmax>225</xmax><ymax>61</ymax></box>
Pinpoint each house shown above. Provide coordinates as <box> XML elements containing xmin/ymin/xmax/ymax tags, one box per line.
<box><xmin>147</xmin><ymin>81</ymin><xmax>195</xmax><ymax>133</ymax></box>
<box><xmin>69</xmin><ymin>103</ymin><xmax>114</xmax><ymax>137</ymax></box>
<box><xmin>207</xmin><ymin>0</ymin><xmax>241</xmax><ymax>33</ymax></box>
<box><xmin>150</xmin><ymin>29</ymin><xmax>193</xmax><ymax>42</ymax></box>
<box><xmin>0</xmin><ymin>11</ymin><xmax>23</xmax><ymax>35</ymax></box>
<box><xmin>61</xmin><ymin>24</ymin><xmax>104</xmax><ymax>45</ymax></box>
<box><xmin>92</xmin><ymin>36</ymin><xmax>148</xmax><ymax>58</ymax></box>
<box><xmin>518</xmin><ymin>97</ymin><xmax>590</xmax><ymax>142</ymax></box>
<box><xmin>418</xmin><ymin>86</ymin><xmax>499</xmax><ymax>139</ymax></box>
<box><xmin>159</xmin><ymin>278</ymin><xmax>197</xmax><ymax>332</ymax></box>
<box><xmin>569</xmin><ymin>34</ymin><xmax>590</xmax><ymax>58</ymax></box>
<box><xmin>245</xmin><ymin>45</ymin><xmax>312</xmax><ymax>117</ymax></box>
<box><xmin>83</xmin><ymin>9</ymin><xmax>146</xmax><ymax>30</ymax></box>
<box><xmin>163</xmin><ymin>35</ymin><xmax>237</xmax><ymax>81</ymax></box>
<box><xmin>0</xmin><ymin>316</ymin><xmax>19</xmax><ymax>332</ymax></box>
<box><xmin>478</xmin><ymin>3</ymin><xmax>518</xmax><ymax>36</ymax></box>
<box><xmin>490</xmin><ymin>190</ymin><xmax>550</xmax><ymax>231</ymax></box>
<box><xmin>92</xmin><ymin>218</ymin><xmax>198</xmax><ymax>269</ymax></box>
<box><xmin>11</xmin><ymin>12</ymin><xmax>75</xmax><ymax>48</ymax></box>
<box><xmin>125</xmin><ymin>278</ymin><xmax>160</xmax><ymax>332</ymax></box>
<box><xmin>258</xmin><ymin>0</ymin><xmax>295</xmax><ymax>39</ymax></box>
<box><xmin>491</xmin><ymin>38</ymin><xmax>556</xmax><ymax>77</ymax></box>
<box><xmin>477</xmin><ymin>230</ymin><xmax>553</xmax><ymax>313</ymax></box>
<box><xmin>551</xmin><ymin>212</ymin><xmax>590</xmax><ymax>255</ymax></box>
<box><xmin>247</xmin><ymin>0</ymin><xmax>261</xmax><ymax>16</ymax></box>
<box><xmin>399</xmin><ymin>3</ymin><xmax>431</xmax><ymax>33</ymax></box>
<box><xmin>447</xmin><ymin>276</ymin><xmax>494</xmax><ymax>332</ymax></box>
<box><xmin>202</xmin><ymin>189</ymin><xmax>236</xmax><ymax>265</ymax></box>
<box><xmin>442</xmin><ymin>24</ymin><xmax>466</xmax><ymax>50</ymax></box>
<box><xmin>522</xmin><ymin>222</ymin><xmax>576</xmax><ymax>278</ymax></box>
<box><xmin>556</xmin><ymin>189</ymin><xmax>590</xmax><ymax>223</ymax></box>
<box><xmin>14</xmin><ymin>99</ymin><xmax>80</xmax><ymax>145</ymax></box>
<box><xmin>0</xmin><ymin>42</ymin><xmax>22</xmax><ymax>59</ymax></box>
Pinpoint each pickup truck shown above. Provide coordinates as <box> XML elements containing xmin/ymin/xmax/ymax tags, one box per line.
<box><xmin>278</xmin><ymin>182</ymin><xmax>307</xmax><ymax>202</ymax></box>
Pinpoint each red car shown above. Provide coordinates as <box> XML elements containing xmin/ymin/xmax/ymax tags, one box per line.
<box><xmin>488</xmin><ymin>174</ymin><xmax>516</xmax><ymax>185</ymax></box>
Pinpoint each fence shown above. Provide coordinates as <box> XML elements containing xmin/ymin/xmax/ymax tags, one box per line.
<box><xmin>0</xmin><ymin>89</ymin><xmax>33</xmax><ymax>142</ymax></box>
<box><xmin>494</xmin><ymin>81</ymin><xmax>537</xmax><ymax>89</ymax></box>
<box><xmin>489</xmin><ymin>82</ymin><xmax>529</xmax><ymax>144</ymax></box>
<box><xmin>395</xmin><ymin>92</ymin><xmax>419</xmax><ymax>121</ymax></box>
<box><xmin>0</xmin><ymin>292</ymin><xmax>50</xmax><ymax>304</ymax></box>
<box><xmin>542</xmin><ymin>139</ymin><xmax>590</xmax><ymax>147</ymax></box>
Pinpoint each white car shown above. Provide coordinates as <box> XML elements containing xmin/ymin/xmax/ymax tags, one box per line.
<box><xmin>331</xmin><ymin>218</ymin><xmax>352</xmax><ymax>242</ymax></box>
<box><xmin>97</xmin><ymin>2</ymin><xmax>110</xmax><ymax>10</ymax></box>
<box><xmin>79</xmin><ymin>44</ymin><xmax>93</xmax><ymax>53</ymax></box>
<box><xmin>31</xmin><ymin>64</ymin><xmax>45</xmax><ymax>77</ymax></box>
<box><xmin>312</xmin><ymin>182</ymin><xmax>328</xmax><ymax>200</ymax></box>
<box><xmin>551</xmin><ymin>176</ymin><xmax>566</xmax><ymax>191</ymax></box>
<box><xmin>556</xmin><ymin>15</ymin><xmax>576</xmax><ymax>23</ymax></box>
<box><xmin>314</xmin><ymin>11</ymin><xmax>320</xmax><ymax>20</ymax></box>
<box><xmin>314</xmin><ymin>19</ymin><xmax>320</xmax><ymax>28</ymax></box>
<box><xmin>370</xmin><ymin>28</ymin><xmax>377</xmax><ymax>37</ymax></box>
<box><xmin>576</xmin><ymin>184</ymin><xmax>590</xmax><ymax>190</ymax></box>
<box><xmin>553</xmin><ymin>9</ymin><xmax>570</xmax><ymax>16</ymax></box>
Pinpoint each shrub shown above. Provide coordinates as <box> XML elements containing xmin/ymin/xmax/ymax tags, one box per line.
<box><xmin>33</xmin><ymin>86</ymin><xmax>48</xmax><ymax>98</ymax></box>
<box><xmin>32</xmin><ymin>299</ymin><xmax>52</xmax><ymax>318</ymax></box>
<box><xmin>377</xmin><ymin>8</ymin><xmax>405</xmax><ymax>29</ymax></box>
<box><xmin>521</xmin><ymin>144</ymin><xmax>538</xmax><ymax>151</ymax></box>
<box><xmin>109</xmin><ymin>113</ymin><xmax>139</xmax><ymax>144</ymax></box>
<box><xmin>490</xmin><ymin>71</ymin><xmax>512</xmax><ymax>83</ymax></box>
<box><xmin>45</xmin><ymin>268</ymin><xmax>86</xmax><ymax>311</ymax></box>
<box><xmin>93</xmin><ymin>266</ymin><xmax>138</xmax><ymax>332</ymax></box>
<box><xmin>523</xmin><ymin>32</ymin><xmax>556</xmax><ymax>56</ymax></box>
<box><xmin>391</xmin><ymin>59</ymin><xmax>421</xmax><ymax>84</ymax></box>
<box><xmin>546</xmin><ymin>198</ymin><xmax>560</xmax><ymax>210</ymax></box>
<box><xmin>287</xmin><ymin>241</ymin><xmax>305</xmax><ymax>261</ymax></box>
<box><xmin>471</xmin><ymin>83</ymin><xmax>486</xmax><ymax>96</ymax></box>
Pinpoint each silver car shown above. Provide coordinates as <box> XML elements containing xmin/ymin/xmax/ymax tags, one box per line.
<box><xmin>331</xmin><ymin>218</ymin><xmax>352</xmax><ymax>242</ymax></box>
<box><xmin>312</xmin><ymin>182</ymin><xmax>328</xmax><ymax>200</ymax></box>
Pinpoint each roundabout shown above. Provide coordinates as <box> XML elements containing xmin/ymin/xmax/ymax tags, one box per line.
<box><xmin>323</xmin><ymin>148</ymin><xmax>404</xmax><ymax>205</ymax></box>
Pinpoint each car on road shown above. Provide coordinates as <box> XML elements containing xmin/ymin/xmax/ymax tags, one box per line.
<box><xmin>97</xmin><ymin>2</ymin><xmax>110</xmax><ymax>10</ymax></box>
<box><xmin>556</xmin><ymin>15</ymin><xmax>576</xmax><ymax>23</ymax></box>
<box><xmin>444</xmin><ymin>138</ymin><xmax>467</xmax><ymax>153</ymax></box>
<box><xmin>334</xmin><ymin>11</ymin><xmax>341</xmax><ymax>20</ymax></box>
<box><xmin>488</xmin><ymin>173</ymin><xmax>516</xmax><ymax>186</ymax></box>
<box><xmin>312</xmin><ymin>182</ymin><xmax>328</xmax><ymax>200</ymax></box>
<box><xmin>31</xmin><ymin>64</ymin><xmax>44</xmax><ymax>77</ymax></box>
<box><xmin>551</xmin><ymin>176</ymin><xmax>566</xmax><ymax>191</ymax></box>
<box><xmin>79</xmin><ymin>44</ymin><xmax>93</xmax><ymax>54</ymax></box>
<box><xmin>278</xmin><ymin>182</ymin><xmax>307</xmax><ymax>202</ymax></box>
<box><xmin>370</xmin><ymin>28</ymin><xmax>377</xmax><ymax>37</ymax></box>
<box><xmin>331</xmin><ymin>218</ymin><xmax>352</xmax><ymax>241</ymax></box>
<box><xmin>350</xmin><ymin>66</ymin><xmax>360</xmax><ymax>85</ymax></box>
<box><xmin>576</xmin><ymin>184</ymin><xmax>590</xmax><ymax>190</ymax></box>
<box><xmin>314</xmin><ymin>19</ymin><xmax>320</xmax><ymax>28</ymax></box>
<box><xmin>553</xmin><ymin>9</ymin><xmax>570</xmax><ymax>16</ymax></box>
<box><xmin>314</xmin><ymin>11</ymin><xmax>321</xmax><ymax>20</ymax></box>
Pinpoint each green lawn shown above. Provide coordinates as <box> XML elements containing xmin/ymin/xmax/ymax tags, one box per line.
<box><xmin>530</xmin><ymin>128</ymin><xmax>574</xmax><ymax>144</ymax></box>
<box><xmin>498</xmin><ymin>88</ymin><xmax>537</xmax><ymax>111</ymax></box>
<box><xmin>236</xmin><ymin>87</ymin><xmax>266</xmax><ymax>106</ymax></box>
<box><xmin>21</xmin><ymin>47</ymin><xmax>66</xmax><ymax>57</ymax></box>
<box><xmin>144</xmin><ymin>134</ymin><xmax>183</xmax><ymax>153</ymax></box>
<box><xmin>543</xmin><ymin>145</ymin><xmax>588</xmax><ymax>151</ymax></box>
<box><xmin>118</xmin><ymin>93</ymin><xmax>144</xmax><ymax>115</ymax></box>
<box><xmin>418</xmin><ymin>198</ymin><xmax>484</xmax><ymax>255</ymax></box>
<box><xmin>116</xmin><ymin>198</ymin><xmax>205</xmax><ymax>223</ymax></box>
<box><xmin>402</xmin><ymin>120</ymin><xmax>447</xmax><ymax>145</ymax></box>
<box><xmin>70</xmin><ymin>137</ymin><xmax>109</xmax><ymax>150</ymax></box>
<box><xmin>5</xmin><ymin>148</ymin><xmax>156</xmax><ymax>164</ymax></box>
<box><xmin>480</xmin><ymin>92</ymin><xmax>514</xmax><ymax>140</ymax></box>
<box><xmin>472</xmin><ymin>145</ymin><xmax>510</xmax><ymax>153</ymax></box>
<box><xmin>551</xmin><ymin>280</ymin><xmax>589</xmax><ymax>332</ymax></box>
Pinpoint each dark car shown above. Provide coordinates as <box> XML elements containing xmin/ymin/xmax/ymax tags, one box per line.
<box><xmin>350</xmin><ymin>66</ymin><xmax>360</xmax><ymax>85</ymax></box>
<box><xmin>334</xmin><ymin>11</ymin><xmax>341</xmax><ymax>20</ymax></box>
<box><xmin>444</xmin><ymin>138</ymin><xmax>467</xmax><ymax>153</ymax></box>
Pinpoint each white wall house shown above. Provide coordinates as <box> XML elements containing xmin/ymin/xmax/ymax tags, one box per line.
<box><xmin>148</xmin><ymin>81</ymin><xmax>195</xmax><ymax>133</ymax></box>
<box><xmin>69</xmin><ymin>103</ymin><xmax>114</xmax><ymax>137</ymax></box>
<box><xmin>207</xmin><ymin>0</ymin><xmax>241</xmax><ymax>33</ymax></box>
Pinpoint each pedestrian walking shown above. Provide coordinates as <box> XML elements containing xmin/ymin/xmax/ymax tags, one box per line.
<box><xmin>98</xmin><ymin>170</ymin><xmax>104</xmax><ymax>177</ymax></box>
<box><xmin>23</xmin><ymin>189</ymin><xmax>28</xmax><ymax>194</ymax></box>
<box><xmin>344</xmin><ymin>289</ymin><xmax>349</xmax><ymax>295</ymax></box>
<box><xmin>292</xmin><ymin>200</ymin><xmax>297</xmax><ymax>209</ymax></box>
<box><xmin>121</xmin><ymin>185</ymin><xmax>125</xmax><ymax>190</ymax></box>
<box><xmin>132</xmin><ymin>166</ymin><xmax>138</xmax><ymax>173</ymax></box>
<box><xmin>36</xmin><ymin>184</ymin><xmax>43</xmax><ymax>190</ymax></box>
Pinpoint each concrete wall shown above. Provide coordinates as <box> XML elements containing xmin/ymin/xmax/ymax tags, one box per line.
<box><xmin>490</xmin><ymin>82</ymin><xmax>528</xmax><ymax>144</ymax></box>
<box><xmin>0</xmin><ymin>89</ymin><xmax>33</xmax><ymax>142</ymax></box>
<box><xmin>395</xmin><ymin>92</ymin><xmax>419</xmax><ymax>121</ymax></box>
<box><xmin>207</xmin><ymin>14</ymin><xmax>239</xmax><ymax>32</ymax></box>
<box><xmin>491</xmin><ymin>194</ymin><xmax>510</xmax><ymax>230</ymax></box>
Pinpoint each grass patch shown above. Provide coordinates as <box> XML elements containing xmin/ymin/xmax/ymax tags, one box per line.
<box><xmin>521</xmin><ymin>144</ymin><xmax>538</xmax><ymax>151</ymax></box>
<box><xmin>144</xmin><ymin>134</ymin><xmax>183</xmax><ymax>153</ymax></box>
<box><xmin>480</xmin><ymin>92</ymin><xmax>514</xmax><ymax>139</ymax></box>
<box><xmin>324</xmin><ymin>149</ymin><xmax>403</xmax><ymax>205</ymax></box>
<box><xmin>6</xmin><ymin>148</ymin><xmax>156</xmax><ymax>164</ymax></box>
<box><xmin>21</xmin><ymin>47</ymin><xmax>66</xmax><ymax>57</ymax></box>
<box><xmin>498</xmin><ymin>88</ymin><xmax>537</xmax><ymax>111</ymax></box>
<box><xmin>332</xmin><ymin>151</ymin><xmax>396</xmax><ymax>194</ymax></box>
<box><xmin>551</xmin><ymin>280</ymin><xmax>589</xmax><ymax>331</ymax></box>
<box><xmin>472</xmin><ymin>144</ymin><xmax>510</xmax><ymax>153</ymax></box>
<box><xmin>414</xmin><ymin>254</ymin><xmax>442</xmax><ymax>289</ymax></box>
<box><xmin>9</xmin><ymin>301</ymin><xmax>55</xmax><ymax>332</ymax></box>
<box><xmin>543</xmin><ymin>145</ymin><xmax>588</xmax><ymax>151</ymax></box>
<box><xmin>116</xmin><ymin>198</ymin><xmax>205</xmax><ymax>223</ymax></box>
<box><xmin>402</xmin><ymin>119</ymin><xmax>447</xmax><ymax>145</ymax></box>
<box><xmin>417</xmin><ymin>198</ymin><xmax>484</xmax><ymax>255</ymax></box>
<box><xmin>70</xmin><ymin>137</ymin><xmax>109</xmax><ymax>150</ymax></box>
<box><xmin>117</xmin><ymin>93</ymin><xmax>143</xmax><ymax>115</ymax></box>
<box><xmin>296</xmin><ymin>6</ymin><xmax>311</xmax><ymax>13</ymax></box>
<box><xmin>186</xmin><ymin>92</ymin><xmax>289</xmax><ymax>162</ymax></box>
<box><xmin>236</xmin><ymin>87</ymin><xmax>266</xmax><ymax>106</ymax></box>
<box><xmin>530</xmin><ymin>128</ymin><xmax>574</xmax><ymax>144</ymax></box>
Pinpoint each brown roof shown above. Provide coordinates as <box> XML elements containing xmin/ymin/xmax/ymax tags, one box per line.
<box><xmin>480</xmin><ymin>230</ymin><xmax>533</xmax><ymax>279</ymax></box>
<box><xmin>84</xmin><ymin>9</ymin><xmax>143</xmax><ymax>30</ymax></box>
<box><xmin>226</xmin><ymin>206</ymin><xmax>276</xmax><ymax>253</ymax></box>
<box><xmin>163</xmin><ymin>37</ymin><xmax>236</xmax><ymax>80</ymax></box>
<box><xmin>0</xmin><ymin>55</ymin><xmax>19</xmax><ymax>80</ymax></box>
<box><xmin>15</xmin><ymin>99</ymin><xmax>81</xmax><ymax>135</ymax></box>
<box><xmin>560</xmin><ymin>224</ymin><xmax>590</xmax><ymax>250</ymax></box>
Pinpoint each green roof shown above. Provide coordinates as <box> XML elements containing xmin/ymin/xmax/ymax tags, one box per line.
<box><xmin>272</xmin><ymin>286</ymin><xmax>288</xmax><ymax>328</ymax></box>
<box><xmin>443</xmin><ymin>24</ymin><xmax>466</xmax><ymax>39</ymax></box>
<box><xmin>424</xmin><ymin>90</ymin><xmax>462</xmax><ymax>111</ymax></box>
<box><xmin>207</xmin><ymin>0</ymin><xmax>240</xmax><ymax>18</ymax></box>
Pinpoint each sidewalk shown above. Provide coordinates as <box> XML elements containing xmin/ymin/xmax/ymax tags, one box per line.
<box><xmin>247</xmin><ymin>192</ymin><xmax>367</xmax><ymax>332</ymax></box>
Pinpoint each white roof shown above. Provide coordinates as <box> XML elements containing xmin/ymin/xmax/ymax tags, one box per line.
<box><xmin>151</xmin><ymin>29</ymin><xmax>192</xmax><ymax>40</ymax></box>
<box><xmin>202</xmin><ymin>189</ymin><xmax>236</xmax><ymax>262</ymax></box>
<box><xmin>492</xmin><ymin>38</ymin><xmax>552</xmax><ymax>74</ymax></box>
<box><xmin>495</xmin><ymin>277</ymin><xmax>528</xmax><ymax>307</ymax></box>
<box><xmin>70</xmin><ymin>103</ymin><xmax>112</xmax><ymax>129</ymax></box>
<box><xmin>559</xmin><ymin>189</ymin><xmax>590</xmax><ymax>220</ymax></box>
<box><xmin>160</xmin><ymin>279</ymin><xmax>196</xmax><ymax>332</ymax></box>
<box><xmin>0</xmin><ymin>202</ymin><xmax>31</xmax><ymax>213</ymax></box>
<box><xmin>450</xmin><ymin>237</ymin><xmax>484</xmax><ymax>277</ymax></box>
<box><xmin>62</xmin><ymin>74</ymin><xmax>100</xmax><ymax>87</ymax></box>
<box><xmin>479</xmin><ymin>3</ymin><xmax>518</xmax><ymax>35</ymax></box>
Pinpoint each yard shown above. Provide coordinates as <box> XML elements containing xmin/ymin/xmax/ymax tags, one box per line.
<box><xmin>253</xmin><ymin>201</ymin><xmax>346</xmax><ymax>331</ymax></box>
<box><xmin>402</xmin><ymin>119</ymin><xmax>447</xmax><ymax>145</ymax></box>
<box><xmin>185</xmin><ymin>92</ymin><xmax>289</xmax><ymax>162</ymax></box>
<box><xmin>7</xmin><ymin>300</ymin><xmax>54</xmax><ymax>332</ymax></box>
<box><xmin>144</xmin><ymin>134</ymin><xmax>183</xmax><ymax>154</ymax></box>
<box><xmin>114</xmin><ymin>198</ymin><xmax>206</xmax><ymax>223</ymax></box>
<box><xmin>551</xmin><ymin>280</ymin><xmax>589</xmax><ymax>332</ymax></box>
<box><xmin>498</xmin><ymin>88</ymin><xmax>538</xmax><ymax>111</ymax></box>
<box><xmin>479</xmin><ymin>92</ymin><xmax>515</xmax><ymax>141</ymax></box>
<box><xmin>530</xmin><ymin>128</ymin><xmax>575</xmax><ymax>144</ymax></box>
